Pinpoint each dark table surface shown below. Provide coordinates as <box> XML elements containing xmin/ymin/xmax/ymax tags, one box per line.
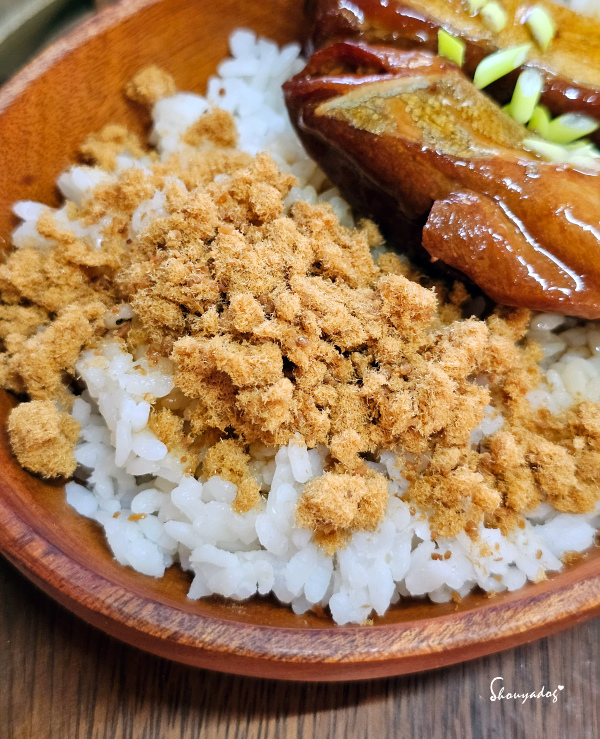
<box><xmin>0</xmin><ymin>555</ymin><xmax>597</xmax><ymax>739</ymax></box>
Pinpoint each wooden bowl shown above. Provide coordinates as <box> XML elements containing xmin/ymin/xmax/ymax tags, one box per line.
<box><xmin>0</xmin><ymin>0</ymin><xmax>598</xmax><ymax>682</ymax></box>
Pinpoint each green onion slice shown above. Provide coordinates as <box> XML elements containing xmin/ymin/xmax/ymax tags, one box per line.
<box><xmin>525</xmin><ymin>5</ymin><xmax>556</xmax><ymax>52</ymax></box>
<box><xmin>546</xmin><ymin>113</ymin><xmax>600</xmax><ymax>145</ymax></box>
<box><xmin>467</xmin><ymin>0</ymin><xmax>487</xmax><ymax>13</ymax></box>
<box><xmin>438</xmin><ymin>29</ymin><xmax>466</xmax><ymax>66</ymax></box>
<box><xmin>564</xmin><ymin>139</ymin><xmax>591</xmax><ymax>150</ymax></box>
<box><xmin>473</xmin><ymin>43</ymin><xmax>531</xmax><ymax>89</ymax></box>
<box><xmin>507</xmin><ymin>68</ymin><xmax>544</xmax><ymax>124</ymax></box>
<box><xmin>522</xmin><ymin>137</ymin><xmax>570</xmax><ymax>163</ymax></box>
<box><xmin>564</xmin><ymin>141</ymin><xmax>600</xmax><ymax>157</ymax></box>
<box><xmin>527</xmin><ymin>104</ymin><xmax>551</xmax><ymax>137</ymax></box>
<box><xmin>481</xmin><ymin>1</ymin><xmax>508</xmax><ymax>32</ymax></box>
<box><xmin>523</xmin><ymin>136</ymin><xmax>600</xmax><ymax>171</ymax></box>
<box><xmin>568</xmin><ymin>155</ymin><xmax>600</xmax><ymax>172</ymax></box>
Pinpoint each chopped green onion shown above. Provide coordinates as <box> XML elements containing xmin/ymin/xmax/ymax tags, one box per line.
<box><xmin>525</xmin><ymin>5</ymin><xmax>556</xmax><ymax>52</ymax></box>
<box><xmin>522</xmin><ymin>137</ymin><xmax>570</xmax><ymax>163</ymax></box>
<box><xmin>481</xmin><ymin>1</ymin><xmax>508</xmax><ymax>32</ymax></box>
<box><xmin>527</xmin><ymin>104</ymin><xmax>551</xmax><ymax>137</ymax></box>
<box><xmin>568</xmin><ymin>155</ymin><xmax>600</xmax><ymax>172</ymax></box>
<box><xmin>564</xmin><ymin>141</ymin><xmax>600</xmax><ymax>157</ymax></box>
<box><xmin>467</xmin><ymin>0</ymin><xmax>487</xmax><ymax>13</ymax></box>
<box><xmin>523</xmin><ymin>136</ymin><xmax>600</xmax><ymax>170</ymax></box>
<box><xmin>473</xmin><ymin>43</ymin><xmax>531</xmax><ymax>89</ymax></box>
<box><xmin>546</xmin><ymin>113</ymin><xmax>600</xmax><ymax>144</ymax></box>
<box><xmin>564</xmin><ymin>139</ymin><xmax>591</xmax><ymax>150</ymax></box>
<box><xmin>567</xmin><ymin>142</ymin><xmax>600</xmax><ymax>171</ymax></box>
<box><xmin>507</xmin><ymin>68</ymin><xmax>544</xmax><ymax>124</ymax></box>
<box><xmin>438</xmin><ymin>29</ymin><xmax>466</xmax><ymax>66</ymax></box>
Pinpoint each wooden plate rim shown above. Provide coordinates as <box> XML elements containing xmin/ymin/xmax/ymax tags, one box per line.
<box><xmin>0</xmin><ymin>0</ymin><xmax>163</xmax><ymax>115</ymax></box>
<box><xmin>1</xmin><ymin>481</ymin><xmax>599</xmax><ymax>680</ymax></box>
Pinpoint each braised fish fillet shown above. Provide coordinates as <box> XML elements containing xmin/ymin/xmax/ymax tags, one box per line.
<box><xmin>306</xmin><ymin>0</ymin><xmax>600</xmax><ymax>126</ymax></box>
<box><xmin>284</xmin><ymin>41</ymin><xmax>600</xmax><ymax>317</ymax></box>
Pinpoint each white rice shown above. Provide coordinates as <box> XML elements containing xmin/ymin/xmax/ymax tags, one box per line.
<box><xmin>13</xmin><ymin>30</ymin><xmax>600</xmax><ymax>624</ymax></box>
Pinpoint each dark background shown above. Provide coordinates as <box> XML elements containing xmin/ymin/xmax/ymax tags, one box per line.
<box><xmin>0</xmin><ymin>0</ymin><xmax>95</xmax><ymax>84</ymax></box>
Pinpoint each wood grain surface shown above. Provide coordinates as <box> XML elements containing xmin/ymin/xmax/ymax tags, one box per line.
<box><xmin>0</xmin><ymin>555</ymin><xmax>598</xmax><ymax>739</ymax></box>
